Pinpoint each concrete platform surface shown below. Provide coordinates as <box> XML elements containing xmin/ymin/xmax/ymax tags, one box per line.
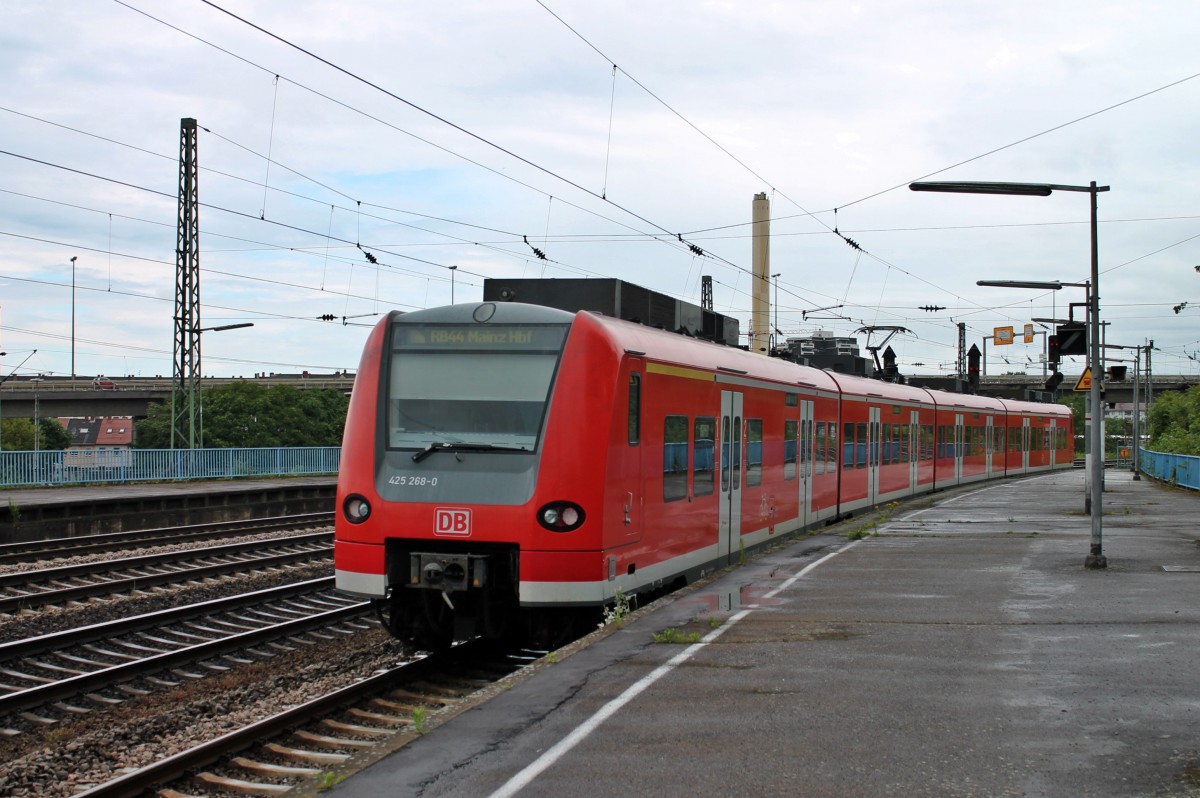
<box><xmin>332</xmin><ymin>471</ymin><xmax>1200</xmax><ymax>798</ymax></box>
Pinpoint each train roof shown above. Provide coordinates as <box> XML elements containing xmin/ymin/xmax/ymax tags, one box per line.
<box><xmin>997</xmin><ymin>397</ymin><xmax>1073</xmax><ymax>418</ymax></box>
<box><xmin>578</xmin><ymin>311</ymin><xmax>843</xmax><ymax>394</ymax></box>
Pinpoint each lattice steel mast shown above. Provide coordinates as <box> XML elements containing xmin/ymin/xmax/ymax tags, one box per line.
<box><xmin>171</xmin><ymin>118</ymin><xmax>201</xmax><ymax>449</ymax></box>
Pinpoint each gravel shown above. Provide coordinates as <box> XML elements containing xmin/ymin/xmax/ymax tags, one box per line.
<box><xmin>0</xmin><ymin>623</ymin><xmax>411</xmax><ymax>797</ymax></box>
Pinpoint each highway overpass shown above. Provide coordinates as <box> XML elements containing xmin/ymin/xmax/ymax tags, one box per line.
<box><xmin>0</xmin><ymin>373</ymin><xmax>355</xmax><ymax>419</ymax></box>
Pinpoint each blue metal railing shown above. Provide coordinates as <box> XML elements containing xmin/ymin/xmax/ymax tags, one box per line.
<box><xmin>0</xmin><ymin>447</ymin><xmax>341</xmax><ymax>487</ymax></box>
<box><xmin>1140</xmin><ymin>448</ymin><xmax>1200</xmax><ymax>491</ymax></box>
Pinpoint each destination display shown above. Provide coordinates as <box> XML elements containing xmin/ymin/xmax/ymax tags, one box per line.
<box><xmin>393</xmin><ymin>324</ymin><xmax>568</xmax><ymax>351</ymax></box>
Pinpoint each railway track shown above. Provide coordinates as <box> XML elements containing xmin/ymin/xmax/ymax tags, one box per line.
<box><xmin>0</xmin><ymin>512</ymin><xmax>334</xmax><ymax>566</ymax></box>
<box><xmin>70</xmin><ymin>639</ymin><xmax>539</xmax><ymax>798</ymax></box>
<box><xmin>0</xmin><ymin>532</ymin><xmax>333</xmax><ymax>614</ymax></box>
<box><xmin>0</xmin><ymin>577</ymin><xmax>369</xmax><ymax>732</ymax></box>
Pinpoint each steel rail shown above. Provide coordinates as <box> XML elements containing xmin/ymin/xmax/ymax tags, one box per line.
<box><xmin>0</xmin><ymin>601</ymin><xmax>373</xmax><ymax>718</ymax></box>
<box><xmin>70</xmin><ymin>643</ymin><xmax>488</xmax><ymax>798</ymax></box>
<box><xmin>0</xmin><ymin>576</ymin><xmax>338</xmax><ymax>662</ymax></box>
<box><xmin>0</xmin><ymin>540</ymin><xmax>332</xmax><ymax>614</ymax></box>
<box><xmin>0</xmin><ymin>513</ymin><xmax>334</xmax><ymax>565</ymax></box>
<box><xmin>0</xmin><ymin>531</ymin><xmax>331</xmax><ymax>588</ymax></box>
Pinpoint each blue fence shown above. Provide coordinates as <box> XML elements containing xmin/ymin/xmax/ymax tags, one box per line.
<box><xmin>1140</xmin><ymin>448</ymin><xmax>1200</xmax><ymax>491</ymax></box>
<box><xmin>0</xmin><ymin>447</ymin><xmax>341</xmax><ymax>488</ymax></box>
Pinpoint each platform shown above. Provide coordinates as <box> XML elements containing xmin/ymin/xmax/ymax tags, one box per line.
<box><xmin>329</xmin><ymin>470</ymin><xmax>1200</xmax><ymax>798</ymax></box>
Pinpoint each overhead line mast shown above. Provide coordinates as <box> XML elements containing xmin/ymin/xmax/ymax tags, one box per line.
<box><xmin>172</xmin><ymin>117</ymin><xmax>201</xmax><ymax>450</ymax></box>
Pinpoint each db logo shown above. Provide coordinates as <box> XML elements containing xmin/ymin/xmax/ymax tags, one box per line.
<box><xmin>434</xmin><ymin>508</ymin><xmax>472</xmax><ymax>537</ymax></box>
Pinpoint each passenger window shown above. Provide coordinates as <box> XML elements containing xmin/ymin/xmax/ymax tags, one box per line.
<box><xmin>856</xmin><ymin>422</ymin><xmax>868</xmax><ymax>469</ymax></box>
<box><xmin>843</xmin><ymin>422</ymin><xmax>855</xmax><ymax>469</ymax></box>
<box><xmin>627</xmin><ymin>373</ymin><xmax>640</xmax><ymax>446</ymax></box>
<box><xmin>815</xmin><ymin>421</ymin><xmax>827</xmax><ymax>475</ymax></box>
<box><xmin>694</xmin><ymin>417</ymin><xmax>715</xmax><ymax>497</ymax></box>
<box><xmin>746</xmin><ymin>419</ymin><xmax>763</xmax><ymax>487</ymax></box>
<box><xmin>784</xmin><ymin>419</ymin><xmax>798</xmax><ymax>481</ymax></box>
<box><xmin>663</xmin><ymin>415</ymin><xmax>688</xmax><ymax>502</ymax></box>
<box><xmin>827</xmin><ymin>422</ymin><xmax>838</xmax><ymax>470</ymax></box>
<box><xmin>721</xmin><ymin>416</ymin><xmax>731</xmax><ymax>491</ymax></box>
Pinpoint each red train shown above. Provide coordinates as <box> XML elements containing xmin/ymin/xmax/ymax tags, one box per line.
<box><xmin>334</xmin><ymin>302</ymin><xmax>1072</xmax><ymax>647</ymax></box>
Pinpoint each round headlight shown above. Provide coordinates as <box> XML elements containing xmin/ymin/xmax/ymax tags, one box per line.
<box><xmin>537</xmin><ymin>501</ymin><xmax>585</xmax><ymax>532</ymax></box>
<box><xmin>344</xmin><ymin>495</ymin><xmax>371</xmax><ymax>523</ymax></box>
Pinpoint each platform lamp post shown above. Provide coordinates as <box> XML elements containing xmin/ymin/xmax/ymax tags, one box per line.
<box><xmin>192</xmin><ymin>323</ymin><xmax>254</xmax><ymax>449</ymax></box>
<box><xmin>771</xmin><ymin>272</ymin><xmax>781</xmax><ymax>351</ymax></box>
<box><xmin>911</xmin><ymin>180</ymin><xmax>1109</xmax><ymax>569</ymax></box>
<box><xmin>69</xmin><ymin>256</ymin><xmax>77</xmax><ymax>384</ymax></box>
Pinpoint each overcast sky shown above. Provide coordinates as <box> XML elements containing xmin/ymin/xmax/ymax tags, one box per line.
<box><xmin>2</xmin><ymin>0</ymin><xmax>1198</xmax><ymax>382</ymax></box>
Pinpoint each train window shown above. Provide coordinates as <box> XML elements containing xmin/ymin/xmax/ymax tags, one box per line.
<box><xmin>785</xmin><ymin>392</ymin><xmax>798</xmax><ymax>407</ymax></box>
<box><xmin>721</xmin><ymin>417</ymin><xmax>731</xmax><ymax>491</ymax></box>
<box><xmin>628</xmin><ymin>373</ymin><xmax>641</xmax><ymax>446</ymax></box>
<box><xmin>881</xmin><ymin>424</ymin><xmax>891</xmax><ymax>465</ymax></box>
<box><xmin>856</xmin><ymin>422</ymin><xmax>868</xmax><ymax>469</ymax></box>
<box><xmin>733</xmin><ymin>416</ymin><xmax>742</xmax><ymax>487</ymax></box>
<box><xmin>1008</xmin><ymin>427</ymin><xmax>1020</xmax><ymax>453</ymax></box>
<box><xmin>784</xmin><ymin>420</ymin><xmax>798</xmax><ymax>481</ymax></box>
<box><xmin>386</xmin><ymin>322</ymin><xmax>569</xmax><ymax>451</ymax></box>
<box><xmin>802</xmin><ymin>419</ymin><xmax>813</xmax><ymax>478</ymax></box>
<box><xmin>746</xmin><ymin>419</ymin><xmax>763</xmax><ymax>487</ymax></box>
<box><xmin>827</xmin><ymin>422</ymin><xmax>838</xmax><ymax>470</ymax></box>
<box><xmin>694</xmin><ymin>417</ymin><xmax>715</xmax><ymax>497</ymax></box>
<box><xmin>663</xmin><ymin>415</ymin><xmax>688</xmax><ymax>502</ymax></box>
<box><xmin>843</xmin><ymin>422</ymin><xmax>855</xmax><ymax>469</ymax></box>
<box><xmin>815</xmin><ymin>422</ymin><xmax>827</xmax><ymax>475</ymax></box>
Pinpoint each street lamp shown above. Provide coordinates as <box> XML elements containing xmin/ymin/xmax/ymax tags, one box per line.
<box><xmin>192</xmin><ymin>323</ymin><xmax>254</xmax><ymax>449</ymax></box>
<box><xmin>913</xmin><ymin>179</ymin><xmax>1110</xmax><ymax>570</ymax></box>
<box><xmin>771</xmin><ymin>272</ymin><xmax>781</xmax><ymax>351</ymax></box>
<box><xmin>70</xmin><ymin>256</ymin><xmax>77</xmax><ymax>382</ymax></box>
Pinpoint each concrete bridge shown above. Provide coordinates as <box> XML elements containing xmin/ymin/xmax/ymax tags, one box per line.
<box><xmin>0</xmin><ymin>373</ymin><xmax>355</xmax><ymax>419</ymax></box>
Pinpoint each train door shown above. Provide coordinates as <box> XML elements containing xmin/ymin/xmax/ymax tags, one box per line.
<box><xmin>954</xmin><ymin>413</ymin><xmax>964</xmax><ymax>483</ymax></box>
<box><xmin>1049</xmin><ymin>419</ymin><xmax>1058</xmax><ymax>467</ymax></box>
<box><xmin>909</xmin><ymin>410</ymin><xmax>920</xmax><ymax>495</ymax></box>
<box><xmin>1022</xmin><ymin>417</ymin><xmax>1031</xmax><ymax>472</ymax></box>
<box><xmin>868</xmin><ymin>406</ymin><xmax>881</xmax><ymax>504</ymax></box>
<box><xmin>799</xmin><ymin>400</ymin><xmax>814</xmax><ymax>527</ymax></box>
<box><xmin>719</xmin><ymin>391</ymin><xmax>743</xmax><ymax>563</ymax></box>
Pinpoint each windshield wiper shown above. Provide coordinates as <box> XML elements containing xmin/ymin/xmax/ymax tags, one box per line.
<box><xmin>411</xmin><ymin>442</ymin><xmax>529</xmax><ymax>463</ymax></box>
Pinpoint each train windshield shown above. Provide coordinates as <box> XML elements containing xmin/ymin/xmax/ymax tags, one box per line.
<box><xmin>387</xmin><ymin>323</ymin><xmax>570</xmax><ymax>451</ymax></box>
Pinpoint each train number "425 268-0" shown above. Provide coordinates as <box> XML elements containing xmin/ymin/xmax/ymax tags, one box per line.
<box><xmin>388</xmin><ymin>475</ymin><xmax>438</xmax><ymax>487</ymax></box>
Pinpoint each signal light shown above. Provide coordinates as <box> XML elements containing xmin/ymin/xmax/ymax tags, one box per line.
<box><xmin>1056</xmin><ymin>323</ymin><xmax>1087</xmax><ymax>356</ymax></box>
<box><xmin>1045</xmin><ymin>371</ymin><xmax>1064</xmax><ymax>391</ymax></box>
<box><xmin>1047</xmin><ymin>335</ymin><xmax>1060</xmax><ymax>368</ymax></box>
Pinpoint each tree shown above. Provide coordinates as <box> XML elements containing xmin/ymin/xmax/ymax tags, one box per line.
<box><xmin>0</xmin><ymin>417</ymin><xmax>70</xmax><ymax>451</ymax></box>
<box><xmin>135</xmin><ymin>382</ymin><xmax>349</xmax><ymax>449</ymax></box>
<box><xmin>1147</xmin><ymin>386</ymin><xmax>1200</xmax><ymax>456</ymax></box>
